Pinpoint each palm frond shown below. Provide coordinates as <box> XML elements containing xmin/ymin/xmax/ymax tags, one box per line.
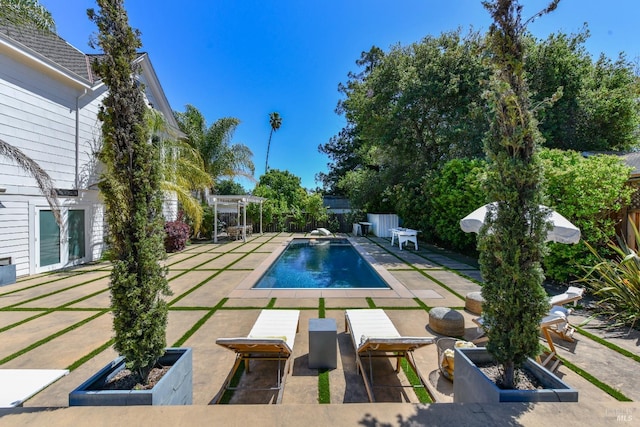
<box><xmin>0</xmin><ymin>138</ymin><xmax>60</xmax><ymax>224</ymax></box>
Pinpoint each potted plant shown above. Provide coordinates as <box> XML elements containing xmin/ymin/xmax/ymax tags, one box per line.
<box><xmin>454</xmin><ymin>0</ymin><xmax>577</xmax><ymax>402</ymax></box>
<box><xmin>69</xmin><ymin>0</ymin><xmax>191</xmax><ymax>406</ymax></box>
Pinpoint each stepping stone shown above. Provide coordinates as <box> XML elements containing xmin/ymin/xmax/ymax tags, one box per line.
<box><xmin>429</xmin><ymin>307</ymin><xmax>465</xmax><ymax>337</ymax></box>
<box><xmin>465</xmin><ymin>291</ymin><xmax>484</xmax><ymax>315</ymax></box>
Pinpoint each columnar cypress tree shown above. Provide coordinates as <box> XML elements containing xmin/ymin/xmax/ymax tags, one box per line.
<box><xmin>478</xmin><ymin>0</ymin><xmax>559</xmax><ymax>389</ymax></box>
<box><xmin>89</xmin><ymin>0</ymin><xmax>171</xmax><ymax>382</ymax></box>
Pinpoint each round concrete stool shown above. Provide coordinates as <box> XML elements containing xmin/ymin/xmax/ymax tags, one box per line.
<box><xmin>465</xmin><ymin>291</ymin><xmax>484</xmax><ymax>315</ymax></box>
<box><xmin>428</xmin><ymin>307</ymin><xmax>465</xmax><ymax>337</ymax></box>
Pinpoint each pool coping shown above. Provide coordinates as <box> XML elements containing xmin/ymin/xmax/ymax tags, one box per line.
<box><xmin>229</xmin><ymin>235</ymin><xmax>416</xmax><ymax>299</ymax></box>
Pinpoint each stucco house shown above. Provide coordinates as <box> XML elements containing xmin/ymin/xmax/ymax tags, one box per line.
<box><xmin>0</xmin><ymin>24</ymin><xmax>180</xmax><ymax>280</ymax></box>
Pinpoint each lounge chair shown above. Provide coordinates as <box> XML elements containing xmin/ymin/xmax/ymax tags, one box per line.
<box><xmin>345</xmin><ymin>309</ymin><xmax>434</xmax><ymax>402</ymax></box>
<box><xmin>538</xmin><ymin>307</ymin><xmax>571</xmax><ymax>371</ymax></box>
<box><xmin>471</xmin><ymin>307</ymin><xmax>570</xmax><ymax>372</ymax></box>
<box><xmin>549</xmin><ymin>286</ymin><xmax>584</xmax><ymax>307</ymax></box>
<box><xmin>0</xmin><ymin>369</ymin><xmax>69</xmax><ymax>407</ymax></box>
<box><xmin>214</xmin><ymin>309</ymin><xmax>300</xmax><ymax>404</ymax></box>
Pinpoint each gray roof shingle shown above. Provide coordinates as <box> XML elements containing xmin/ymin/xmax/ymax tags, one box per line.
<box><xmin>0</xmin><ymin>24</ymin><xmax>94</xmax><ymax>82</ymax></box>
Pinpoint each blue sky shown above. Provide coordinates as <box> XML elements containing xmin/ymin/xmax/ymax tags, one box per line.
<box><xmin>40</xmin><ymin>0</ymin><xmax>640</xmax><ymax>191</ymax></box>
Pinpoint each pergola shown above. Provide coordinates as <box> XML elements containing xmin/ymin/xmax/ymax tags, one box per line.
<box><xmin>207</xmin><ymin>195</ymin><xmax>266</xmax><ymax>243</ymax></box>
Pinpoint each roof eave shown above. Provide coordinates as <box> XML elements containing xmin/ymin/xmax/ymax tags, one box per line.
<box><xmin>0</xmin><ymin>31</ymin><xmax>94</xmax><ymax>90</ymax></box>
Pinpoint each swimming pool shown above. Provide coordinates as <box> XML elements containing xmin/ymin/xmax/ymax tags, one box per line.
<box><xmin>252</xmin><ymin>238</ymin><xmax>389</xmax><ymax>289</ymax></box>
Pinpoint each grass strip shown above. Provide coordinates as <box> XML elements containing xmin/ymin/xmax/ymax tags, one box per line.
<box><xmin>0</xmin><ymin>310</ymin><xmax>109</xmax><ymax>365</ymax></box>
<box><xmin>413</xmin><ymin>297</ymin><xmax>430</xmax><ymax>311</ymax></box>
<box><xmin>67</xmin><ymin>339</ymin><xmax>115</xmax><ymax>371</ymax></box>
<box><xmin>168</xmin><ymin>270</ymin><xmax>225</xmax><ymax>305</ymax></box>
<box><xmin>366</xmin><ymin>297</ymin><xmax>376</xmax><ymax>308</ymax></box>
<box><xmin>318</xmin><ymin>368</ymin><xmax>330</xmax><ymax>403</ymax></box>
<box><xmin>400</xmin><ymin>358</ymin><xmax>432</xmax><ymax>403</ymax></box>
<box><xmin>3</xmin><ymin>274</ymin><xmax>110</xmax><ymax>309</ymax></box>
<box><xmin>173</xmin><ymin>298</ymin><xmax>228</xmax><ymax>347</ymax></box>
<box><xmin>560</xmin><ymin>357</ymin><xmax>632</xmax><ymax>402</ymax></box>
<box><xmin>574</xmin><ymin>326</ymin><xmax>640</xmax><ymax>363</ymax></box>
<box><xmin>319</xmin><ymin>298</ymin><xmax>326</xmax><ymax>318</ymax></box>
<box><xmin>266</xmin><ymin>298</ymin><xmax>277</xmax><ymax>308</ymax></box>
<box><xmin>218</xmin><ymin>360</ymin><xmax>245</xmax><ymax>404</ymax></box>
<box><xmin>418</xmin><ymin>270</ymin><xmax>466</xmax><ymax>301</ymax></box>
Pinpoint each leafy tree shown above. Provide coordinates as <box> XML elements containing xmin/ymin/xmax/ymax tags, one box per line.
<box><xmin>265</xmin><ymin>112</ymin><xmax>282</xmax><ymax>172</ymax></box>
<box><xmin>478</xmin><ymin>0</ymin><xmax>558</xmax><ymax>390</ymax></box>
<box><xmin>215</xmin><ymin>179</ymin><xmax>246</xmax><ymax>195</ymax></box>
<box><xmin>88</xmin><ymin>0</ymin><xmax>171</xmax><ymax>382</ymax></box>
<box><xmin>527</xmin><ymin>28</ymin><xmax>640</xmax><ymax>151</ymax></box>
<box><xmin>251</xmin><ymin>169</ymin><xmax>326</xmax><ymax>230</ymax></box>
<box><xmin>323</xmin><ymin>31</ymin><xmax>489</xmax><ymax>206</ymax></box>
<box><xmin>0</xmin><ymin>1</ymin><xmax>60</xmax><ymax>223</ymax></box>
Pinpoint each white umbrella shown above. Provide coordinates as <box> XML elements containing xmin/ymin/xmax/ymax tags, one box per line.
<box><xmin>460</xmin><ymin>202</ymin><xmax>581</xmax><ymax>244</ymax></box>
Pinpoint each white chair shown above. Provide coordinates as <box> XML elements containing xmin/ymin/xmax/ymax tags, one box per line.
<box><xmin>352</xmin><ymin>223</ymin><xmax>362</xmax><ymax>236</ymax></box>
<box><xmin>397</xmin><ymin>230</ymin><xmax>418</xmax><ymax>250</ymax></box>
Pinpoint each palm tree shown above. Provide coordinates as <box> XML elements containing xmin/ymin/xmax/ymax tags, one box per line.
<box><xmin>0</xmin><ymin>0</ymin><xmax>60</xmax><ymax>222</ymax></box>
<box><xmin>174</xmin><ymin>105</ymin><xmax>255</xmax><ymax>199</ymax></box>
<box><xmin>265</xmin><ymin>112</ymin><xmax>282</xmax><ymax>173</ymax></box>
<box><xmin>146</xmin><ymin>109</ymin><xmax>212</xmax><ymax>234</ymax></box>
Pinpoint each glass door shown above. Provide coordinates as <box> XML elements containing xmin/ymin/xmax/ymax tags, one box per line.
<box><xmin>35</xmin><ymin>207</ymin><xmax>87</xmax><ymax>273</ymax></box>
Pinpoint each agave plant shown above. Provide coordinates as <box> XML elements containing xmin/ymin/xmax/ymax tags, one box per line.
<box><xmin>581</xmin><ymin>222</ymin><xmax>640</xmax><ymax>330</ymax></box>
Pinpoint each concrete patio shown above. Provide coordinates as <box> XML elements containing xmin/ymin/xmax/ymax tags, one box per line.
<box><xmin>0</xmin><ymin>232</ymin><xmax>638</xmax><ymax>426</ymax></box>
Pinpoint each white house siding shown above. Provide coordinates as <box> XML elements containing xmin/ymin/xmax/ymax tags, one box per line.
<box><xmin>0</xmin><ymin>52</ymin><xmax>107</xmax><ymax>277</ymax></box>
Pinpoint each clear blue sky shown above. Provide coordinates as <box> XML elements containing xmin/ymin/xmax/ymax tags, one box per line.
<box><xmin>40</xmin><ymin>0</ymin><xmax>640</xmax><ymax>191</ymax></box>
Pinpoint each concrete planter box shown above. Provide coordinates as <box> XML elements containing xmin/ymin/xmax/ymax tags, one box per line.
<box><xmin>453</xmin><ymin>347</ymin><xmax>578</xmax><ymax>403</ymax></box>
<box><xmin>0</xmin><ymin>264</ymin><xmax>16</xmax><ymax>286</ymax></box>
<box><xmin>69</xmin><ymin>347</ymin><xmax>192</xmax><ymax>406</ymax></box>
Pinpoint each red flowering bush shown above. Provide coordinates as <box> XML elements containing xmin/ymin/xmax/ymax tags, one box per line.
<box><xmin>164</xmin><ymin>214</ymin><xmax>190</xmax><ymax>252</ymax></box>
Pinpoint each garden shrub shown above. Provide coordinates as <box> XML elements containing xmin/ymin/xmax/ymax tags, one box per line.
<box><xmin>425</xmin><ymin>158</ymin><xmax>487</xmax><ymax>252</ymax></box>
<box><xmin>165</xmin><ymin>214</ymin><xmax>190</xmax><ymax>252</ymax></box>
<box><xmin>540</xmin><ymin>149</ymin><xmax>633</xmax><ymax>282</ymax></box>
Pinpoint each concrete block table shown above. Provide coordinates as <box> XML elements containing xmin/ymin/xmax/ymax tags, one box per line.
<box><xmin>309</xmin><ymin>318</ymin><xmax>337</xmax><ymax>369</ymax></box>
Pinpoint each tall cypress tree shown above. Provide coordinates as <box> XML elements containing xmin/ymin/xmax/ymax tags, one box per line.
<box><xmin>478</xmin><ymin>0</ymin><xmax>559</xmax><ymax>389</ymax></box>
<box><xmin>89</xmin><ymin>0</ymin><xmax>171</xmax><ymax>382</ymax></box>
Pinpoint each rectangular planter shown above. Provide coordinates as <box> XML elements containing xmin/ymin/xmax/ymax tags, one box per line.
<box><xmin>453</xmin><ymin>347</ymin><xmax>578</xmax><ymax>403</ymax></box>
<box><xmin>69</xmin><ymin>347</ymin><xmax>192</xmax><ymax>406</ymax></box>
<box><xmin>0</xmin><ymin>264</ymin><xmax>16</xmax><ymax>286</ymax></box>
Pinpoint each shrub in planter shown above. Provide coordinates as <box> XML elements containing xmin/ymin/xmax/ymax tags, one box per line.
<box><xmin>165</xmin><ymin>214</ymin><xmax>190</xmax><ymax>252</ymax></box>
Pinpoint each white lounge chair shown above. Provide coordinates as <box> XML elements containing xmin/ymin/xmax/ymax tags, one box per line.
<box><xmin>549</xmin><ymin>286</ymin><xmax>584</xmax><ymax>307</ymax></box>
<box><xmin>215</xmin><ymin>309</ymin><xmax>300</xmax><ymax>404</ymax></box>
<box><xmin>471</xmin><ymin>307</ymin><xmax>571</xmax><ymax>372</ymax></box>
<box><xmin>0</xmin><ymin>369</ymin><xmax>68</xmax><ymax>407</ymax></box>
<box><xmin>345</xmin><ymin>309</ymin><xmax>434</xmax><ymax>402</ymax></box>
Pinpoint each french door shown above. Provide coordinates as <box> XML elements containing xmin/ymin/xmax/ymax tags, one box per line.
<box><xmin>34</xmin><ymin>207</ymin><xmax>88</xmax><ymax>273</ymax></box>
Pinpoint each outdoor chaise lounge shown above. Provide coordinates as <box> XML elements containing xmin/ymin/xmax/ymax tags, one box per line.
<box><xmin>549</xmin><ymin>286</ymin><xmax>584</xmax><ymax>307</ymax></box>
<box><xmin>0</xmin><ymin>369</ymin><xmax>68</xmax><ymax>407</ymax></box>
<box><xmin>471</xmin><ymin>307</ymin><xmax>571</xmax><ymax>372</ymax></box>
<box><xmin>214</xmin><ymin>309</ymin><xmax>300</xmax><ymax>404</ymax></box>
<box><xmin>345</xmin><ymin>309</ymin><xmax>435</xmax><ymax>402</ymax></box>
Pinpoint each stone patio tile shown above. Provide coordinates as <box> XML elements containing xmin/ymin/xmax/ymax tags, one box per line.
<box><xmin>198</xmin><ymin>253</ymin><xmax>245</xmax><ymax>269</ymax></box>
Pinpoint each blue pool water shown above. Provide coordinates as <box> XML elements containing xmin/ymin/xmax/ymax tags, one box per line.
<box><xmin>253</xmin><ymin>239</ymin><xmax>389</xmax><ymax>289</ymax></box>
